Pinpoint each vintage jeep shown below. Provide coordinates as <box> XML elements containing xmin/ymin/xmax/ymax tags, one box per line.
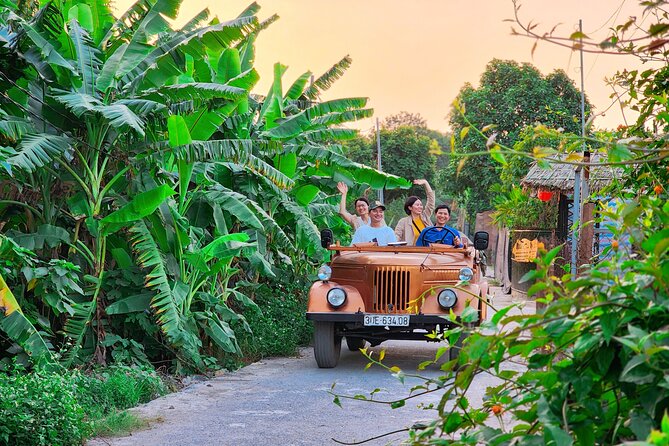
<box><xmin>306</xmin><ymin>228</ymin><xmax>490</xmax><ymax>368</ymax></box>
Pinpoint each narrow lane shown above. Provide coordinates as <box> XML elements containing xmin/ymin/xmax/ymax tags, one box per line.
<box><xmin>88</xmin><ymin>288</ymin><xmax>529</xmax><ymax>446</ymax></box>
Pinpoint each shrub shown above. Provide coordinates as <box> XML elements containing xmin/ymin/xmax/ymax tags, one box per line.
<box><xmin>0</xmin><ymin>365</ymin><xmax>167</xmax><ymax>446</ymax></box>
<box><xmin>76</xmin><ymin>365</ymin><xmax>167</xmax><ymax>419</ymax></box>
<box><xmin>237</xmin><ymin>278</ymin><xmax>313</xmax><ymax>362</ymax></box>
<box><xmin>0</xmin><ymin>367</ymin><xmax>88</xmax><ymax>446</ymax></box>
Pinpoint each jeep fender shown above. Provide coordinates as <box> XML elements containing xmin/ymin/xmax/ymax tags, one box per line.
<box><xmin>420</xmin><ymin>284</ymin><xmax>482</xmax><ymax>318</ymax></box>
<box><xmin>307</xmin><ymin>281</ymin><xmax>366</xmax><ymax>313</ymax></box>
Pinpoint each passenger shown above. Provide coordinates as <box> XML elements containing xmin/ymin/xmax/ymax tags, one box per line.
<box><xmin>416</xmin><ymin>204</ymin><xmax>466</xmax><ymax>247</ymax></box>
<box><xmin>337</xmin><ymin>182</ymin><xmax>370</xmax><ymax>229</ymax></box>
<box><xmin>351</xmin><ymin>201</ymin><xmax>397</xmax><ymax>246</ymax></box>
<box><xmin>394</xmin><ymin>179</ymin><xmax>435</xmax><ymax>246</ymax></box>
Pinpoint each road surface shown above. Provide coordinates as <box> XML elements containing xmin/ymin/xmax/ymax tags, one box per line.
<box><xmin>88</xmin><ymin>288</ymin><xmax>530</xmax><ymax>446</ymax></box>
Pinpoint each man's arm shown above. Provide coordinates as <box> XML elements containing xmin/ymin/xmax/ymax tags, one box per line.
<box><xmin>337</xmin><ymin>182</ymin><xmax>355</xmax><ymax>226</ymax></box>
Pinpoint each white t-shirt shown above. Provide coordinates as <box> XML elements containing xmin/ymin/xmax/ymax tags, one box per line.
<box><xmin>351</xmin><ymin>225</ymin><xmax>397</xmax><ymax>246</ymax></box>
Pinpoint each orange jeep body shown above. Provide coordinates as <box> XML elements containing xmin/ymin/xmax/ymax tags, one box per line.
<box><xmin>306</xmin><ymin>240</ymin><xmax>489</xmax><ymax>368</ymax></box>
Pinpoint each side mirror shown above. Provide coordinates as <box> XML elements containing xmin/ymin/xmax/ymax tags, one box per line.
<box><xmin>320</xmin><ymin>228</ymin><xmax>333</xmax><ymax>249</ymax></box>
<box><xmin>473</xmin><ymin>231</ymin><xmax>489</xmax><ymax>251</ymax></box>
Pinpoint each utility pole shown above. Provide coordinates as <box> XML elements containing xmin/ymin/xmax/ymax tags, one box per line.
<box><xmin>571</xmin><ymin>19</ymin><xmax>585</xmax><ymax>276</ymax></box>
<box><xmin>376</xmin><ymin>117</ymin><xmax>384</xmax><ymax>202</ymax></box>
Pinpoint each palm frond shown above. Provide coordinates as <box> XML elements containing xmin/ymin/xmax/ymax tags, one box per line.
<box><xmin>306</xmin><ymin>97</ymin><xmax>368</xmax><ymax>118</ymax></box>
<box><xmin>101</xmin><ymin>0</ymin><xmax>181</xmax><ymax>51</ymax></box>
<box><xmin>302</xmin><ymin>55</ymin><xmax>352</xmax><ymax>100</ymax></box>
<box><xmin>18</xmin><ymin>17</ymin><xmax>75</xmax><ymax>72</ymax></box>
<box><xmin>311</xmin><ymin>108</ymin><xmax>374</xmax><ymax>127</ymax></box>
<box><xmin>62</xmin><ymin>299</ymin><xmax>95</xmax><ymax>366</ymax></box>
<box><xmin>67</xmin><ymin>20</ymin><xmax>101</xmax><ymax>96</ymax></box>
<box><xmin>7</xmin><ymin>132</ymin><xmax>71</xmax><ymax>172</ymax></box>
<box><xmin>284</xmin><ymin>71</ymin><xmax>311</xmax><ymax>101</ymax></box>
<box><xmin>236</xmin><ymin>1</ymin><xmax>260</xmax><ymax>18</ymax></box>
<box><xmin>171</xmin><ymin>140</ymin><xmax>293</xmax><ymax>189</ymax></box>
<box><xmin>120</xmin><ymin>16</ymin><xmax>258</xmax><ymax>93</ymax></box>
<box><xmin>1</xmin><ymin>311</ymin><xmax>57</xmax><ymax>367</ymax></box>
<box><xmin>202</xmin><ymin>187</ymin><xmax>294</xmax><ymax>249</ymax></box>
<box><xmin>0</xmin><ymin>272</ymin><xmax>56</xmax><ymax>367</ymax></box>
<box><xmin>297</xmin><ymin>143</ymin><xmax>412</xmax><ymax>189</ymax></box>
<box><xmin>129</xmin><ymin>219</ymin><xmax>203</xmax><ymax>368</ymax></box>
<box><xmin>52</xmin><ymin>90</ymin><xmax>101</xmax><ymax>117</ymax></box>
<box><xmin>178</xmin><ymin>8</ymin><xmax>209</xmax><ymax>33</ymax></box>
<box><xmin>263</xmin><ymin>98</ymin><xmax>368</xmax><ymax>140</ymax></box>
<box><xmin>301</xmin><ymin>127</ymin><xmax>359</xmax><ymax>142</ymax></box>
<box><xmin>94</xmin><ymin>103</ymin><xmax>145</xmax><ymax>136</ymax></box>
<box><xmin>0</xmin><ymin>114</ymin><xmax>33</xmax><ymax>141</ymax></box>
<box><xmin>115</xmin><ymin>98</ymin><xmax>167</xmax><ymax>116</ymax></box>
<box><xmin>143</xmin><ymin>82</ymin><xmax>247</xmax><ymax>103</ymax></box>
<box><xmin>281</xmin><ymin>200</ymin><xmax>321</xmax><ymax>256</ymax></box>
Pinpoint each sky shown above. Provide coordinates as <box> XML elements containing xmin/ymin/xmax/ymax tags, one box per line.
<box><xmin>116</xmin><ymin>0</ymin><xmax>655</xmax><ymax>134</ymax></box>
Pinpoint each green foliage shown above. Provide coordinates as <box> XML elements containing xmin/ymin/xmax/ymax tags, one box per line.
<box><xmin>442</xmin><ymin>59</ymin><xmax>591</xmax><ymax>221</ymax></box>
<box><xmin>236</xmin><ymin>276</ymin><xmax>313</xmax><ymax>362</ymax></box>
<box><xmin>0</xmin><ymin>0</ymin><xmax>399</xmax><ymax>373</ymax></box>
<box><xmin>75</xmin><ymin>365</ymin><xmax>167</xmax><ymax>418</ymax></box>
<box><xmin>0</xmin><ymin>364</ymin><xmax>167</xmax><ymax>446</ymax></box>
<box><xmin>491</xmin><ymin>185</ymin><xmax>558</xmax><ymax>229</ymax></box>
<box><xmin>345</xmin><ymin>125</ymin><xmax>437</xmax><ymax>202</ymax></box>
<box><xmin>0</xmin><ymin>367</ymin><xmax>88</xmax><ymax>446</ymax></box>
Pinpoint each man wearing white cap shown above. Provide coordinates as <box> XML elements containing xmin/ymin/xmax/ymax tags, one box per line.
<box><xmin>351</xmin><ymin>201</ymin><xmax>397</xmax><ymax>246</ymax></box>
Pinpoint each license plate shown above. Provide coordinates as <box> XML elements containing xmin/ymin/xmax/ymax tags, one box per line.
<box><xmin>363</xmin><ymin>314</ymin><xmax>410</xmax><ymax>327</ymax></box>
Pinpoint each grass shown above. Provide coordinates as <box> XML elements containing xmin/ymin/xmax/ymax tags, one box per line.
<box><xmin>89</xmin><ymin>411</ymin><xmax>160</xmax><ymax>438</ymax></box>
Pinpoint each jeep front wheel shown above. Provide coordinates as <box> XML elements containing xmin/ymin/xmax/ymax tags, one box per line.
<box><xmin>314</xmin><ymin>321</ymin><xmax>342</xmax><ymax>368</ymax></box>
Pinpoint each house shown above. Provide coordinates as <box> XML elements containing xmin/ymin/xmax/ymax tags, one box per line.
<box><xmin>490</xmin><ymin>153</ymin><xmax>621</xmax><ymax>295</ymax></box>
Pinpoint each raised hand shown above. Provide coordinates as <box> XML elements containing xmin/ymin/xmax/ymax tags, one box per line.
<box><xmin>337</xmin><ymin>181</ymin><xmax>348</xmax><ymax>195</ymax></box>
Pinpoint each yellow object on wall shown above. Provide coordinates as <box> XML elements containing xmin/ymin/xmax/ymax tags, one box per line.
<box><xmin>512</xmin><ymin>238</ymin><xmax>545</xmax><ymax>262</ymax></box>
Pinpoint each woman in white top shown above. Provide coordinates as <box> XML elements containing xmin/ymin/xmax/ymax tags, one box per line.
<box><xmin>337</xmin><ymin>182</ymin><xmax>370</xmax><ymax>230</ymax></box>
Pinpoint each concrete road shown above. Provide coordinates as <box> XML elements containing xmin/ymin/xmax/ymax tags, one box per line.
<box><xmin>88</xmin><ymin>288</ymin><xmax>531</xmax><ymax>446</ymax></box>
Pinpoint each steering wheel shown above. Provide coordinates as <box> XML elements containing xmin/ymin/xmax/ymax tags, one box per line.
<box><xmin>419</xmin><ymin>226</ymin><xmax>461</xmax><ymax>246</ymax></box>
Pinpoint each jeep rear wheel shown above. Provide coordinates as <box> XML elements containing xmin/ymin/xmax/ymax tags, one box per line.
<box><xmin>345</xmin><ymin>336</ymin><xmax>366</xmax><ymax>351</ymax></box>
<box><xmin>314</xmin><ymin>321</ymin><xmax>342</xmax><ymax>368</ymax></box>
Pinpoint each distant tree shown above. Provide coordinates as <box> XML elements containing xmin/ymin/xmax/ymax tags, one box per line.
<box><xmin>382</xmin><ymin>111</ymin><xmax>428</xmax><ymax>130</ymax></box>
<box><xmin>344</xmin><ymin>125</ymin><xmax>436</xmax><ymax>202</ymax></box>
<box><xmin>440</xmin><ymin>59</ymin><xmax>592</xmax><ymax>221</ymax></box>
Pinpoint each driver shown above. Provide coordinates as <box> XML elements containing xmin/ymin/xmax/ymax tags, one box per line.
<box><xmin>415</xmin><ymin>204</ymin><xmax>466</xmax><ymax>247</ymax></box>
<box><xmin>351</xmin><ymin>201</ymin><xmax>397</xmax><ymax>246</ymax></box>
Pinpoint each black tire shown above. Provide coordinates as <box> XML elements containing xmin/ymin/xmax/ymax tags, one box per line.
<box><xmin>345</xmin><ymin>336</ymin><xmax>366</xmax><ymax>351</ymax></box>
<box><xmin>314</xmin><ymin>321</ymin><xmax>342</xmax><ymax>368</ymax></box>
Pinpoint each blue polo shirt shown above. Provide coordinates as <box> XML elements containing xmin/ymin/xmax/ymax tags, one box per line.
<box><xmin>351</xmin><ymin>225</ymin><xmax>397</xmax><ymax>246</ymax></box>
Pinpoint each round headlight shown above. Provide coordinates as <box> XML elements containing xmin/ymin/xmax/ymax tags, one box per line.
<box><xmin>459</xmin><ymin>267</ymin><xmax>474</xmax><ymax>282</ymax></box>
<box><xmin>327</xmin><ymin>288</ymin><xmax>347</xmax><ymax>308</ymax></box>
<box><xmin>437</xmin><ymin>289</ymin><xmax>458</xmax><ymax>309</ymax></box>
<box><xmin>318</xmin><ymin>265</ymin><xmax>332</xmax><ymax>281</ymax></box>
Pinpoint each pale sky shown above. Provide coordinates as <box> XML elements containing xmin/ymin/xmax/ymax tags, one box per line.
<box><xmin>116</xmin><ymin>0</ymin><xmax>654</xmax><ymax>133</ymax></box>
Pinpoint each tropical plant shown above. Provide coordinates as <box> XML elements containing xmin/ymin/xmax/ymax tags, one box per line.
<box><xmin>442</xmin><ymin>59</ymin><xmax>591</xmax><ymax>222</ymax></box>
<box><xmin>491</xmin><ymin>185</ymin><xmax>558</xmax><ymax>230</ymax></box>
<box><xmin>0</xmin><ymin>0</ymin><xmax>409</xmax><ymax>372</ymax></box>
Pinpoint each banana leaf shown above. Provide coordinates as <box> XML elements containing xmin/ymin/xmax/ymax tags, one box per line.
<box><xmin>0</xmin><ymin>273</ymin><xmax>56</xmax><ymax>367</ymax></box>
<box><xmin>101</xmin><ymin>185</ymin><xmax>176</xmax><ymax>235</ymax></box>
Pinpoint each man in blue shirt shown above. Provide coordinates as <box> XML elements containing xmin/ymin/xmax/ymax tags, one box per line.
<box><xmin>351</xmin><ymin>201</ymin><xmax>397</xmax><ymax>246</ymax></box>
<box><xmin>416</xmin><ymin>204</ymin><xmax>465</xmax><ymax>247</ymax></box>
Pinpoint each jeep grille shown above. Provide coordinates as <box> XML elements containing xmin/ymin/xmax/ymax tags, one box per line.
<box><xmin>372</xmin><ymin>267</ymin><xmax>411</xmax><ymax>313</ymax></box>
